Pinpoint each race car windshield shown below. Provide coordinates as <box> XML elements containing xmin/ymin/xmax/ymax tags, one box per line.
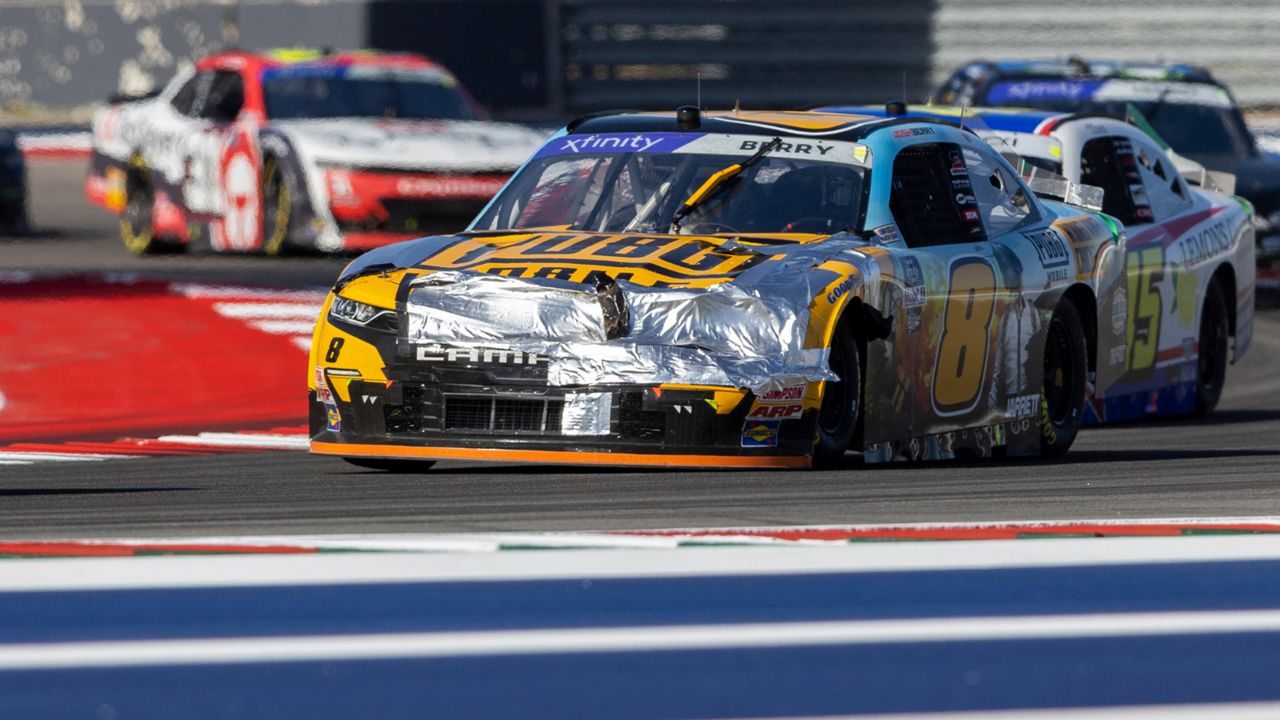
<box><xmin>473</xmin><ymin>134</ymin><xmax>868</xmax><ymax>236</ymax></box>
<box><xmin>982</xmin><ymin>80</ymin><xmax>1252</xmax><ymax>158</ymax></box>
<box><xmin>263</xmin><ymin>66</ymin><xmax>477</xmax><ymax>121</ymax></box>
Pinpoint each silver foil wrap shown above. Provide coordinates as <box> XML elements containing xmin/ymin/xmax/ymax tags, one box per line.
<box><xmin>402</xmin><ymin>238</ymin><xmax>867</xmax><ymax>391</ymax></box>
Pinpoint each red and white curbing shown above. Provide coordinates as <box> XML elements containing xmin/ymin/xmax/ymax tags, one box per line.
<box><xmin>16</xmin><ymin>131</ymin><xmax>92</xmax><ymax>159</ymax></box>
<box><xmin>170</xmin><ymin>282</ymin><xmax>325</xmax><ymax>352</ymax></box>
<box><xmin>0</xmin><ymin>427</ymin><xmax>309</xmax><ymax>466</ymax></box>
<box><xmin>3</xmin><ymin>517</ymin><xmax>1280</xmax><ymax>557</ymax></box>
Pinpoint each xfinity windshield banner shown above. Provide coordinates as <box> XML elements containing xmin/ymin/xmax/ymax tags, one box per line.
<box><xmin>534</xmin><ymin>132</ymin><xmax>869</xmax><ymax>166</ymax></box>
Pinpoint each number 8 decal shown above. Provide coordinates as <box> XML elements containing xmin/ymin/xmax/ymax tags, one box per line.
<box><xmin>932</xmin><ymin>256</ymin><xmax>997</xmax><ymax>416</ymax></box>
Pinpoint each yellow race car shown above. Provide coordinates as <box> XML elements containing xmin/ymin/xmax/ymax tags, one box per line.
<box><xmin>309</xmin><ymin>108</ymin><xmax>1124</xmax><ymax>470</ymax></box>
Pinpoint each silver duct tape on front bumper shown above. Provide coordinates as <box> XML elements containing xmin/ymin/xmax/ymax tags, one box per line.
<box><xmin>402</xmin><ymin>239</ymin><xmax>866</xmax><ymax>392</ymax></box>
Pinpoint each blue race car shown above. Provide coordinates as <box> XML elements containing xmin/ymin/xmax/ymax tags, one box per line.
<box><xmin>820</xmin><ymin>103</ymin><xmax>1255</xmax><ymax>423</ymax></box>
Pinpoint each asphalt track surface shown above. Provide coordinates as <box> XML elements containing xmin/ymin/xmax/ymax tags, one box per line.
<box><xmin>3</xmin><ymin>158</ymin><xmax>1280</xmax><ymax>540</ymax></box>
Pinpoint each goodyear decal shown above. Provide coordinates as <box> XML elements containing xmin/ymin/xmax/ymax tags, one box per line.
<box><xmin>825</xmin><ymin>276</ymin><xmax>859</xmax><ymax>305</ymax></box>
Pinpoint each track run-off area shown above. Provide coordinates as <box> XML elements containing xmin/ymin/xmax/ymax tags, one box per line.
<box><xmin>4</xmin><ymin>155</ymin><xmax>1280</xmax><ymax>718</ymax></box>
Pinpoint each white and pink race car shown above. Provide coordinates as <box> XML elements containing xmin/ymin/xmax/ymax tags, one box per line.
<box><xmin>86</xmin><ymin>49</ymin><xmax>547</xmax><ymax>255</ymax></box>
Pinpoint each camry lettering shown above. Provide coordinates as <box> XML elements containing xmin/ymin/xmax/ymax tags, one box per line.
<box><xmin>416</xmin><ymin>346</ymin><xmax>547</xmax><ymax>365</ymax></box>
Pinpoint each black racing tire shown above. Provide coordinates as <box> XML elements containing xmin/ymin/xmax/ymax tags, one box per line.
<box><xmin>813</xmin><ymin>319</ymin><xmax>862</xmax><ymax>468</ymax></box>
<box><xmin>261</xmin><ymin>155</ymin><xmax>292</xmax><ymax>257</ymax></box>
<box><xmin>1195</xmin><ymin>279</ymin><xmax>1230</xmax><ymax>417</ymax></box>
<box><xmin>120</xmin><ymin>164</ymin><xmax>158</xmax><ymax>254</ymax></box>
<box><xmin>1039</xmin><ymin>299</ymin><xmax>1088</xmax><ymax>460</ymax></box>
<box><xmin>342</xmin><ymin>457</ymin><xmax>437</xmax><ymax>473</ymax></box>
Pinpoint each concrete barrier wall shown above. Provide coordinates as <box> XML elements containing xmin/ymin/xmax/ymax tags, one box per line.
<box><xmin>3</xmin><ymin>0</ymin><xmax>1279</xmax><ymax>118</ymax></box>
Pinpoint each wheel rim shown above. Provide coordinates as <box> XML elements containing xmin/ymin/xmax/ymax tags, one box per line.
<box><xmin>120</xmin><ymin>182</ymin><xmax>152</xmax><ymax>253</ymax></box>
<box><xmin>1042</xmin><ymin>316</ymin><xmax>1074</xmax><ymax>426</ymax></box>
<box><xmin>262</xmin><ymin>161</ymin><xmax>291</xmax><ymax>255</ymax></box>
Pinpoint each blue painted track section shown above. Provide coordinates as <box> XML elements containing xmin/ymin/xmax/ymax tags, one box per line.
<box><xmin>5</xmin><ymin>558</ymin><xmax>1280</xmax><ymax>718</ymax></box>
<box><xmin>5</xmin><ymin>560</ymin><xmax>1280</xmax><ymax>644</ymax></box>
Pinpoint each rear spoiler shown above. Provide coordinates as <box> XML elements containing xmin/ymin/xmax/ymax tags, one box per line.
<box><xmin>105</xmin><ymin>88</ymin><xmax>161</xmax><ymax>105</ymax></box>
<box><xmin>1167</xmin><ymin>149</ymin><xmax>1237</xmax><ymax>195</ymax></box>
<box><xmin>1024</xmin><ymin>166</ymin><xmax>1105</xmax><ymax>213</ymax></box>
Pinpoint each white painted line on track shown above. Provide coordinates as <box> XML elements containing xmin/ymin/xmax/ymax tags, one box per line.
<box><xmin>646</xmin><ymin>515</ymin><xmax>1280</xmax><ymax>534</ymax></box>
<box><xmin>292</xmin><ymin>336</ymin><xmax>312</xmax><ymax>351</ymax></box>
<box><xmin>8</xmin><ymin>534</ymin><xmax>1280</xmax><ymax>592</ymax></box>
<box><xmin>0</xmin><ymin>452</ymin><xmax>139</xmax><ymax>462</ymax></box>
<box><xmin>169</xmin><ymin>284</ymin><xmax>327</xmax><ymax>303</ymax></box>
<box><xmin>5</xmin><ymin>609</ymin><xmax>1280</xmax><ymax>669</ymax></box>
<box><xmin>248</xmin><ymin>319</ymin><xmax>317</xmax><ymax>335</ymax></box>
<box><xmin>152</xmin><ymin>432</ymin><xmax>309</xmax><ymax>450</ymax></box>
<box><xmin>771</xmin><ymin>701</ymin><xmax>1280</xmax><ymax>720</ymax></box>
<box><xmin>211</xmin><ymin>302</ymin><xmax>322</xmax><ymax>319</ymax></box>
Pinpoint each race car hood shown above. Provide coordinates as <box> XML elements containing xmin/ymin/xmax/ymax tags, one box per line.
<box><xmin>335</xmin><ymin>230</ymin><xmax>873</xmax><ymax>391</ymax></box>
<box><xmin>336</xmin><ymin>230</ymin><xmax>864</xmax><ymax>288</ymax></box>
<box><xmin>272</xmin><ymin>118</ymin><xmax>548</xmax><ymax>173</ymax></box>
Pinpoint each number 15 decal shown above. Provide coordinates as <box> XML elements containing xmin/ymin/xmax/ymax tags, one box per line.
<box><xmin>932</xmin><ymin>256</ymin><xmax>997</xmax><ymax>416</ymax></box>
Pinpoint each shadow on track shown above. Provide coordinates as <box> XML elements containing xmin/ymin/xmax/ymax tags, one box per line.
<box><xmin>1082</xmin><ymin>407</ymin><xmax>1280</xmax><ymax>431</ymax></box>
<box><xmin>1057</xmin><ymin>447</ymin><xmax>1280</xmax><ymax>464</ymax></box>
<box><xmin>0</xmin><ymin>487</ymin><xmax>193</xmax><ymax>497</ymax></box>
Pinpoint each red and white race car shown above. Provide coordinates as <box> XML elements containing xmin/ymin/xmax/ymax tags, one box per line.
<box><xmin>86</xmin><ymin>49</ymin><xmax>547</xmax><ymax>255</ymax></box>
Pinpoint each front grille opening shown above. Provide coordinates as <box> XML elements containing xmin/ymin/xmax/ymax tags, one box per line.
<box><xmin>444</xmin><ymin>394</ymin><xmax>563</xmax><ymax>434</ymax></box>
<box><xmin>617</xmin><ymin>391</ymin><xmax>665</xmax><ymax>440</ymax></box>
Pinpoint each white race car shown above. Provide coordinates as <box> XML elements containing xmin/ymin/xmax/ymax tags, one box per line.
<box><xmin>86</xmin><ymin>49</ymin><xmax>547</xmax><ymax>255</ymax></box>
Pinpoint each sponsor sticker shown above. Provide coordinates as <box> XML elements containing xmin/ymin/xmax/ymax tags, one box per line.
<box><xmin>1023</xmin><ymin>229</ymin><xmax>1070</xmax><ymax>269</ymax></box>
<box><xmin>325</xmin><ymin>406</ymin><xmax>342</xmax><ymax>432</ymax></box>
<box><xmin>759</xmin><ymin>383</ymin><xmax>806</xmax><ymax>403</ymax></box>
<box><xmin>892</xmin><ymin>127</ymin><xmax>935</xmax><ymax>138</ymax></box>
<box><xmin>314</xmin><ymin>366</ymin><xmax>335</xmax><ymax>404</ymax></box>
<box><xmin>872</xmin><ymin>223</ymin><xmax>903</xmax><ymax>244</ymax></box>
<box><xmin>1110</xmin><ymin>344</ymin><xmax>1127</xmax><ymax>365</ymax></box>
<box><xmin>748</xmin><ymin>404</ymin><xmax>803</xmax><ymax>420</ymax></box>
<box><xmin>741</xmin><ymin>419</ymin><xmax>781</xmax><ymax>447</ymax></box>
<box><xmin>825</xmin><ymin>277</ymin><xmax>858</xmax><ymax>305</ymax></box>
<box><xmin>535</xmin><ymin>132</ymin><xmax>696</xmax><ymax>158</ymax></box>
<box><xmin>1005</xmin><ymin>393</ymin><xmax>1039</xmax><ymax>418</ymax></box>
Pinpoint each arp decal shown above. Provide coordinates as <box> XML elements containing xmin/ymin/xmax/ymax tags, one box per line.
<box><xmin>932</xmin><ymin>256</ymin><xmax>997</xmax><ymax>417</ymax></box>
<box><xmin>747</xmin><ymin>404</ymin><xmax>803</xmax><ymax>420</ymax></box>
